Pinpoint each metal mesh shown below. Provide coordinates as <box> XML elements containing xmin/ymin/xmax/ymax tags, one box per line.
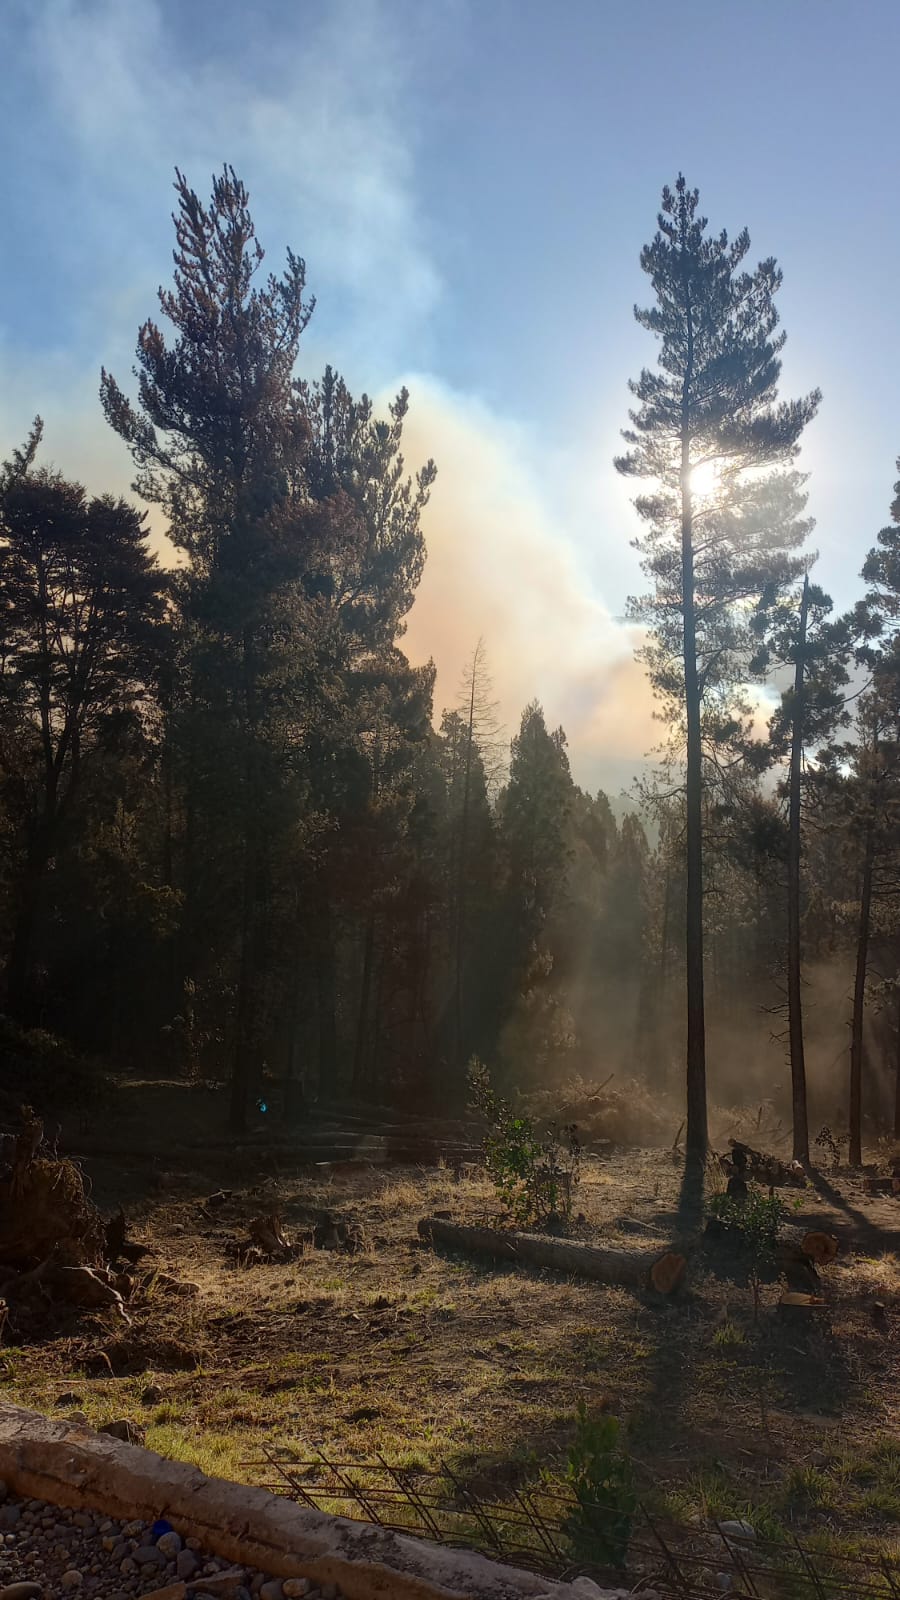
<box><xmin>252</xmin><ymin>1445</ymin><xmax>900</xmax><ymax>1598</ymax></box>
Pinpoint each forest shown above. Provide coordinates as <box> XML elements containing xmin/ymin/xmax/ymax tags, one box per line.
<box><xmin>2</xmin><ymin>167</ymin><xmax>899</xmax><ymax>1165</ymax></box>
<box><xmin>4</xmin><ymin>158</ymin><xmax>900</xmax><ymax>1600</ymax></box>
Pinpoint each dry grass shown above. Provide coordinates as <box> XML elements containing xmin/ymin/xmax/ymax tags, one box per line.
<box><xmin>3</xmin><ymin>1139</ymin><xmax>900</xmax><ymax>1561</ymax></box>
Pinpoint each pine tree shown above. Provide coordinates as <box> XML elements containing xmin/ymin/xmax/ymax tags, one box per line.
<box><xmin>101</xmin><ymin>168</ymin><xmax>349</xmax><ymax>1128</ymax></box>
<box><xmin>0</xmin><ymin>434</ymin><xmax>167</xmax><ymax>1019</ymax></box>
<box><xmin>751</xmin><ymin>576</ymin><xmax>852</xmax><ymax>1161</ymax></box>
<box><xmin>616</xmin><ymin>175</ymin><xmax>820</xmax><ymax>1162</ymax></box>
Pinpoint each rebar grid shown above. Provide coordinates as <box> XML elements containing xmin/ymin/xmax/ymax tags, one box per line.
<box><xmin>252</xmin><ymin>1447</ymin><xmax>900</xmax><ymax>1598</ymax></box>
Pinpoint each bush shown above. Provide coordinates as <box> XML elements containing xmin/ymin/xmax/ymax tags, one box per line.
<box><xmin>708</xmin><ymin>1185</ymin><xmax>788</xmax><ymax>1316</ymax></box>
<box><xmin>0</xmin><ymin>1015</ymin><xmax>106</xmax><ymax>1115</ymax></box>
<box><xmin>467</xmin><ymin>1058</ymin><xmax>581</xmax><ymax>1228</ymax></box>
<box><xmin>564</xmin><ymin>1401</ymin><xmax>635</xmax><ymax>1568</ymax></box>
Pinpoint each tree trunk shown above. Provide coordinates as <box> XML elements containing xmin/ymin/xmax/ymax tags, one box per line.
<box><xmin>352</xmin><ymin>916</ymin><xmax>375</xmax><ymax>1092</ymax></box>
<box><xmin>849</xmin><ymin>813</ymin><xmax>875</xmax><ymax>1167</ymax></box>
<box><xmin>5</xmin><ymin>840</ymin><xmax>50</xmax><ymax>1024</ymax></box>
<box><xmin>454</xmin><ymin>670</ymin><xmax>477</xmax><ymax>1071</ymax></box>
<box><xmin>680</xmin><ymin>310</ymin><xmax>707</xmax><ymax>1163</ymax></box>
<box><xmin>418</xmin><ymin>1217</ymin><xmax>686</xmax><ymax>1293</ymax></box>
<box><xmin>894</xmin><ymin>988</ymin><xmax>900</xmax><ymax>1142</ymax></box>
<box><xmin>787</xmin><ymin>574</ymin><xmax>810</xmax><ymax>1163</ymax></box>
<box><xmin>316</xmin><ymin>905</ymin><xmax>338</xmax><ymax>1098</ymax></box>
<box><xmin>229</xmin><ymin>630</ymin><xmax>261</xmax><ymax>1133</ymax></box>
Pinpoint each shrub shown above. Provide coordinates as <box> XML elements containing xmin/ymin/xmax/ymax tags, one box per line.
<box><xmin>708</xmin><ymin>1185</ymin><xmax>788</xmax><ymax>1316</ymax></box>
<box><xmin>0</xmin><ymin>1014</ymin><xmax>106</xmax><ymax>1115</ymax></box>
<box><xmin>467</xmin><ymin>1058</ymin><xmax>581</xmax><ymax>1228</ymax></box>
<box><xmin>564</xmin><ymin>1401</ymin><xmax>635</xmax><ymax>1568</ymax></box>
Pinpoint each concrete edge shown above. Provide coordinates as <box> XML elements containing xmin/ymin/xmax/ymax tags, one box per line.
<box><xmin>0</xmin><ymin>1406</ymin><xmax>613</xmax><ymax>1600</ymax></box>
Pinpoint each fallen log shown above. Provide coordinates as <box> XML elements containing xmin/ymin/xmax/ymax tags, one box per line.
<box><xmin>417</xmin><ymin>1216</ymin><xmax>686</xmax><ymax>1294</ymax></box>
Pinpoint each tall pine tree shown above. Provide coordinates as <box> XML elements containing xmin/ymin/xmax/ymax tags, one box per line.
<box><xmin>617</xmin><ymin>176</ymin><xmax>820</xmax><ymax>1162</ymax></box>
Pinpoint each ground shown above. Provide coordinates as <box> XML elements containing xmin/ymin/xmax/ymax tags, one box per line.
<box><xmin>4</xmin><ymin>1079</ymin><xmax>900</xmax><ymax>1581</ymax></box>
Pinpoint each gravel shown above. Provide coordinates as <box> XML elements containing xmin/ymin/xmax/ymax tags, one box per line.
<box><xmin>0</xmin><ymin>1499</ymin><xmax>327</xmax><ymax>1600</ymax></box>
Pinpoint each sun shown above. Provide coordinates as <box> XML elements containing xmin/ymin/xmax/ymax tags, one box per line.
<box><xmin>689</xmin><ymin>458</ymin><xmax>722</xmax><ymax>500</ymax></box>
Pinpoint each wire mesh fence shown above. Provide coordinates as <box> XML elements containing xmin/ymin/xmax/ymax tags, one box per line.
<box><xmin>252</xmin><ymin>1446</ymin><xmax>900</xmax><ymax>1600</ymax></box>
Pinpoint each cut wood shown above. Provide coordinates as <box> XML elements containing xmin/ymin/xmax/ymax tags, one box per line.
<box><xmin>417</xmin><ymin>1217</ymin><xmax>686</xmax><ymax>1294</ymax></box>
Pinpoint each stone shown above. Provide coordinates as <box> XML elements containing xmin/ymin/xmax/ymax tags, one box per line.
<box><xmin>121</xmin><ymin>1559</ymin><xmax>138</xmax><ymax>1576</ymax></box>
<box><xmin>157</xmin><ymin>1531</ymin><xmax>183</xmax><ymax>1558</ymax></box>
<box><xmin>101</xmin><ymin>1419</ymin><xmax>146</xmax><ymax>1446</ymax></box>
<box><xmin>718</xmin><ymin>1519</ymin><xmax>756</xmax><ymax>1542</ymax></box>
<box><xmin>135</xmin><ymin>1546</ymin><xmax>166</xmax><ymax>1566</ymax></box>
<box><xmin>61</xmin><ymin>1575</ymin><xmax>84</xmax><ymax>1591</ymax></box>
<box><xmin>73</xmin><ymin>1511</ymin><xmax>95</xmax><ymax>1530</ymax></box>
<box><xmin>0</xmin><ymin>1585</ymin><xmax>45</xmax><ymax>1600</ymax></box>
<box><xmin>141</xmin><ymin>1385</ymin><xmax>163</xmax><ymax>1407</ymax></box>
<box><xmin>715</xmin><ymin>1576</ymin><xmax>734</xmax><ymax>1592</ymax></box>
<box><xmin>0</xmin><ymin>1509</ymin><xmax>20</xmax><ymax>1531</ymax></box>
<box><xmin>282</xmin><ymin>1584</ymin><xmax>310</xmax><ymax>1599</ymax></box>
<box><xmin>259</xmin><ymin>1582</ymin><xmax>283</xmax><ymax>1600</ymax></box>
<box><xmin>176</xmin><ymin>1552</ymin><xmax>200</xmax><ymax>1581</ymax></box>
<box><xmin>320</xmin><ymin>1587</ymin><xmax>337</xmax><ymax>1600</ymax></box>
<box><xmin>187</xmin><ymin>1573</ymin><xmax>246</xmax><ymax>1595</ymax></box>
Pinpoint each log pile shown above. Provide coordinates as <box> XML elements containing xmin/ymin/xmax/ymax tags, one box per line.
<box><xmin>0</xmin><ymin>1109</ymin><xmax>151</xmax><ymax>1336</ymax></box>
<box><xmin>418</xmin><ymin>1216</ymin><xmax>686</xmax><ymax>1294</ymax></box>
<box><xmin>720</xmin><ymin>1139</ymin><xmax>806</xmax><ymax>1190</ymax></box>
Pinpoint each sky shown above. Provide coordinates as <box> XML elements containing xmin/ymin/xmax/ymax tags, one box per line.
<box><xmin>1</xmin><ymin>0</ymin><xmax>899</xmax><ymax>794</ymax></box>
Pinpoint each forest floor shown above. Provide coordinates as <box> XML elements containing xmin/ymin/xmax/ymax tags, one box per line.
<box><xmin>4</xmin><ymin>1079</ymin><xmax>900</xmax><ymax>1574</ymax></box>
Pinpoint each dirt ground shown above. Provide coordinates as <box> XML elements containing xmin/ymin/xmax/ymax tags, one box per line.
<box><xmin>5</xmin><ymin>1080</ymin><xmax>900</xmax><ymax>1570</ymax></box>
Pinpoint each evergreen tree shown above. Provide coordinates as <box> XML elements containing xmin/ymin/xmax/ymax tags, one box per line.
<box><xmin>617</xmin><ymin>175</ymin><xmax>820</xmax><ymax>1162</ymax></box>
<box><xmin>102</xmin><ymin>167</ymin><xmax>355</xmax><ymax>1127</ymax></box>
<box><xmin>751</xmin><ymin>575</ymin><xmax>852</xmax><ymax>1160</ymax></box>
<box><xmin>0</xmin><ymin>432</ymin><xmax>167</xmax><ymax>1020</ymax></box>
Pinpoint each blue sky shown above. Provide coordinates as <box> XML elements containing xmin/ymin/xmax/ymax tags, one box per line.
<box><xmin>2</xmin><ymin>0</ymin><xmax>898</xmax><ymax>788</ymax></box>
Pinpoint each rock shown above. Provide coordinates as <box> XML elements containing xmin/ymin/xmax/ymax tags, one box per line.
<box><xmin>135</xmin><ymin>1546</ymin><xmax>166</xmax><ymax>1566</ymax></box>
<box><xmin>137</xmin><ymin>1587</ymin><xmax>186</xmax><ymax>1600</ymax></box>
<box><xmin>123</xmin><ymin>1523</ymin><xmax>145</xmax><ymax>1537</ymax></box>
<box><xmin>101</xmin><ymin>1419</ymin><xmax>146</xmax><ymax>1445</ymax></box>
<box><xmin>142</xmin><ymin>1385</ymin><xmax>164</xmax><ymax>1407</ymax></box>
<box><xmin>121</xmin><ymin>1559</ymin><xmax>138</xmax><ymax>1576</ymax></box>
<box><xmin>715</xmin><ymin>1576</ymin><xmax>733</xmax><ymax>1592</ymax></box>
<box><xmin>320</xmin><ymin>1588</ymin><xmax>337</xmax><ymax>1600</ymax></box>
<box><xmin>0</xmin><ymin>1508</ymin><xmax>20</xmax><ymax>1531</ymax></box>
<box><xmin>67</xmin><ymin>1412</ymin><xmax>89</xmax><ymax>1426</ymax></box>
<box><xmin>157</xmin><ymin>1531</ymin><xmax>183</xmax><ymax>1558</ymax></box>
<box><xmin>176</xmin><ymin>1552</ymin><xmax>200</xmax><ymax>1582</ymax></box>
<box><xmin>259</xmin><ymin>1583</ymin><xmax>283</xmax><ymax>1600</ymax></box>
<box><xmin>282</xmin><ymin>1584</ymin><xmax>310</xmax><ymax>1600</ymax></box>
<box><xmin>188</xmin><ymin>1573</ymin><xmax>246</xmax><ymax>1595</ymax></box>
<box><xmin>61</xmin><ymin>1575</ymin><xmax>84</xmax><ymax>1591</ymax></box>
<box><xmin>73</xmin><ymin>1511</ymin><xmax>95</xmax><ymax>1530</ymax></box>
<box><xmin>718</xmin><ymin>1519</ymin><xmax>756</xmax><ymax>1542</ymax></box>
<box><xmin>56</xmin><ymin>1391</ymin><xmax>84</xmax><ymax>1407</ymax></box>
<box><xmin>0</xmin><ymin>1584</ymin><xmax>45</xmax><ymax>1600</ymax></box>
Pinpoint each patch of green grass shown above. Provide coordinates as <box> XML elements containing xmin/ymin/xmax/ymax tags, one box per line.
<box><xmin>712</xmin><ymin>1321</ymin><xmax>746</xmax><ymax>1348</ymax></box>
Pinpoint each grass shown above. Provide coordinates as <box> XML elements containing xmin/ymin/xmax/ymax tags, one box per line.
<box><xmin>5</xmin><ymin>1142</ymin><xmax>900</xmax><ymax>1574</ymax></box>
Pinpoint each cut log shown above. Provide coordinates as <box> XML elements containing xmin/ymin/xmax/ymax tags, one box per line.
<box><xmin>801</xmin><ymin>1231</ymin><xmax>839</xmax><ymax>1265</ymax></box>
<box><xmin>417</xmin><ymin>1217</ymin><xmax>686</xmax><ymax>1293</ymax></box>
